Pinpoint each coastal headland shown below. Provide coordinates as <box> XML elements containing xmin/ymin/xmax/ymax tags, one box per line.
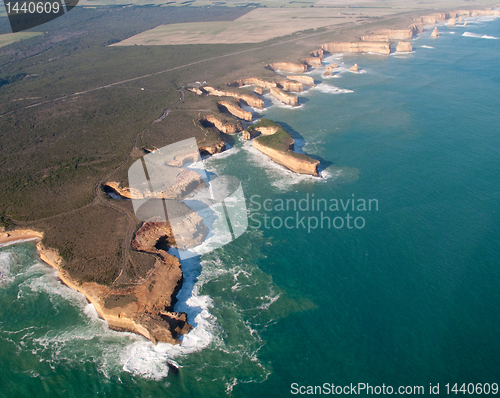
<box><xmin>2</xmin><ymin>2</ymin><xmax>499</xmax><ymax>344</ymax></box>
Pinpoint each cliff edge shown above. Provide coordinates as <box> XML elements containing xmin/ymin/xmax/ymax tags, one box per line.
<box><xmin>248</xmin><ymin>119</ymin><xmax>319</xmax><ymax>176</ymax></box>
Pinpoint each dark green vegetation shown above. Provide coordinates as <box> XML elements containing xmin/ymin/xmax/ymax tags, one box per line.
<box><xmin>0</xmin><ymin>3</ymin><xmax>418</xmax><ymax>284</ymax></box>
<box><xmin>251</xmin><ymin>118</ymin><xmax>314</xmax><ymax>161</ymax></box>
<box><xmin>0</xmin><ymin>5</ymin><xmax>254</xmax><ymax>284</ymax></box>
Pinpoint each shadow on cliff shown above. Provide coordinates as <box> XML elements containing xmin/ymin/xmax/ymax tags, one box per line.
<box><xmin>276</xmin><ymin>121</ymin><xmax>333</xmax><ymax>173</ymax></box>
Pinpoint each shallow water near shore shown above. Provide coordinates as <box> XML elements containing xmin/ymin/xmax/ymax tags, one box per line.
<box><xmin>2</xmin><ymin>16</ymin><xmax>500</xmax><ymax>397</ymax></box>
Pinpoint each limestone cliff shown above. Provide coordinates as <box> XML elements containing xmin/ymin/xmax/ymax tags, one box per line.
<box><xmin>202</xmin><ymin>86</ymin><xmax>264</xmax><ymax>109</ymax></box>
<box><xmin>249</xmin><ymin>119</ymin><xmax>319</xmax><ymax>177</ymax></box>
<box><xmin>269</xmin><ymin>87</ymin><xmax>299</xmax><ymax>106</ymax></box>
<box><xmin>324</xmin><ymin>66</ymin><xmax>333</xmax><ymax>77</ymax></box>
<box><xmin>418</xmin><ymin>13</ymin><xmax>448</xmax><ymax>25</ymax></box>
<box><xmin>409</xmin><ymin>22</ymin><xmax>424</xmax><ymax>35</ymax></box>
<box><xmin>37</xmin><ymin>240</ymin><xmax>191</xmax><ymax>345</ymax></box>
<box><xmin>447</xmin><ymin>17</ymin><xmax>456</xmax><ymax>26</ymax></box>
<box><xmin>301</xmin><ymin>57</ymin><xmax>322</xmax><ymax>67</ymax></box>
<box><xmin>360</xmin><ymin>34</ymin><xmax>389</xmax><ymax>42</ymax></box>
<box><xmin>104</xmin><ymin>169</ymin><xmax>206</xmax><ymax>201</ymax></box>
<box><xmin>396</xmin><ymin>41</ymin><xmax>413</xmax><ymax>53</ymax></box>
<box><xmin>198</xmin><ymin>140</ymin><xmax>226</xmax><ymax>155</ymax></box>
<box><xmin>201</xmin><ymin>114</ymin><xmax>243</xmax><ymax>135</ymax></box>
<box><xmin>254</xmin><ymin>87</ymin><xmax>263</xmax><ymax>95</ymax></box>
<box><xmin>229</xmin><ymin>78</ymin><xmax>277</xmax><ymax>89</ymax></box>
<box><xmin>218</xmin><ymin>101</ymin><xmax>253</xmax><ymax>122</ymax></box>
<box><xmin>286</xmin><ymin>75</ymin><xmax>315</xmax><ymax>87</ymax></box>
<box><xmin>431</xmin><ymin>27</ymin><xmax>439</xmax><ymax>38</ymax></box>
<box><xmin>266</xmin><ymin>62</ymin><xmax>308</xmax><ymax>73</ymax></box>
<box><xmin>321</xmin><ymin>41</ymin><xmax>390</xmax><ymax>55</ymax></box>
<box><xmin>276</xmin><ymin>78</ymin><xmax>304</xmax><ymax>92</ymax></box>
<box><xmin>309</xmin><ymin>49</ymin><xmax>324</xmax><ymax>59</ymax></box>
<box><xmin>372</xmin><ymin>29</ymin><xmax>413</xmax><ymax>40</ymax></box>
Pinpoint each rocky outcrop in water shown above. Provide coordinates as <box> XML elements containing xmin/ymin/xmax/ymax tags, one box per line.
<box><xmin>229</xmin><ymin>77</ymin><xmax>277</xmax><ymax>89</ymax></box>
<box><xmin>396</xmin><ymin>41</ymin><xmax>413</xmax><ymax>52</ymax></box>
<box><xmin>301</xmin><ymin>57</ymin><xmax>322</xmax><ymax>67</ymax></box>
<box><xmin>218</xmin><ymin>101</ymin><xmax>253</xmax><ymax>122</ymax></box>
<box><xmin>287</xmin><ymin>75</ymin><xmax>315</xmax><ymax>87</ymax></box>
<box><xmin>324</xmin><ymin>66</ymin><xmax>333</xmax><ymax>76</ymax></box>
<box><xmin>201</xmin><ymin>114</ymin><xmax>242</xmax><ymax>135</ymax></box>
<box><xmin>37</xmin><ymin>240</ymin><xmax>192</xmax><ymax>345</ymax></box>
<box><xmin>249</xmin><ymin>119</ymin><xmax>319</xmax><ymax>176</ymax></box>
<box><xmin>269</xmin><ymin>87</ymin><xmax>299</xmax><ymax>106</ymax></box>
<box><xmin>321</xmin><ymin>41</ymin><xmax>390</xmax><ymax>55</ymax></box>
<box><xmin>202</xmin><ymin>86</ymin><xmax>264</xmax><ymax>109</ymax></box>
<box><xmin>266</xmin><ymin>62</ymin><xmax>308</xmax><ymax>73</ymax></box>
<box><xmin>310</xmin><ymin>49</ymin><xmax>324</xmax><ymax>59</ymax></box>
<box><xmin>350</xmin><ymin>64</ymin><xmax>359</xmax><ymax>72</ymax></box>
<box><xmin>431</xmin><ymin>27</ymin><xmax>439</xmax><ymax>37</ymax></box>
<box><xmin>276</xmin><ymin>79</ymin><xmax>303</xmax><ymax>92</ymax></box>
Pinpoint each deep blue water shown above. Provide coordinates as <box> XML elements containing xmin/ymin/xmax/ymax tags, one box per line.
<box><xmin>1</xmin><ymin>16</ymin><xmax>500</xmax><ymax>398</ymax></box>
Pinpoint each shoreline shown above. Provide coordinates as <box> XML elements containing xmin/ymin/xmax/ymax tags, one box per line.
<box><xmin>3</xmin><ymin>3</ymin><xmax>499</xmax><ymax>346</ymax></box>
<box><xmin>0</xmin><ymin>229</ymin><xmax>43</xmax><ymax>246</ymax></box>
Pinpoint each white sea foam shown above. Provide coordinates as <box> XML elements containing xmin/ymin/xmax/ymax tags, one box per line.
<box><xmin>463</xmin><ymin>32</ymin><xmax>499</xmax><ymax>39</ymax></box>
<box><xmin>262</xmin><ymin>93</ymin><xmax>305</xmax><ymax>110</ymax></box>
<box><xmin>309</xmin><ymin>83</ymin><xmax>354</xmax><ymax>94</ymax></box>
<box><xmin>0</xmin><ymin>237</ymin><xmax>39</xmax><ymax>248</ymax></box>
<box><xmin>421</xmin><ymin>45</ymin><xmax>435</xmax><ymax>49</ymax></box>
<box><xmin>0</xmin><ymin>251</ymin><xmax>14</xmax><ymax>285</ymax></box>
<box><xmin>240</xmin><ymin>140</ymin><xmax>325</xmax><ymax>191</ymax></box>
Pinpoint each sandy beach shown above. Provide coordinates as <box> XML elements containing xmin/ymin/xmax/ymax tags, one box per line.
<box><xmin>0</xmin><ymin>229</ymin><xmax>43</xmax><ymax>246</ymax></box>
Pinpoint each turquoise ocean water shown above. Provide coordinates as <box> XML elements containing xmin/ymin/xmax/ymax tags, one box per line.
<box><xmin>1</xmin><ymin>16</ymin><xmax>500</xmax><ymax>397</ymax></box>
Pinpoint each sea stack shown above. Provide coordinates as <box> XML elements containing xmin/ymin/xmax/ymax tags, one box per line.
<box><xmin>396</xmin><ymin>41</ymin><xmax>413</xmax><ymax>52</ymax></box>
<box><xmin>459</xmin><ymin>16</ymin><xmax>463</xmax><ymax>23</ymax></box>
<box><xmin>447</xmin><ymin>17</ymin><xmax>456</xmax><ymax>26</ymax></box>
<box><xmin>350</xmin><ymin>64</ymin><xmax>359</xmax><ymax>72</ymax></box>
<box><xmin>330</xmin><ymin>63</ymin><xmax>338</xmax><ymax>68</ymax></box>
<box><xmin>431</xmin><ymin>27</ymin><xmax>440</xmax><ymax>37</ymax></box>
<box><xmin>323</xmin><ymin>66</ymin><xmax>333</xmax><ymax>77</ymax></box>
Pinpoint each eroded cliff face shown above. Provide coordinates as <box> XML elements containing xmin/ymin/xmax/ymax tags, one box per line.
<box><xmin>269</xmin><ymin>87</ymin><xmax>299</xmax><ymax>106</ymax></box>
<box><xmin>202</xmin><ymin>114</ymin><xmax>243</xmax><ymax>135</ymax></box>
<box><xmin>321</xmin><ymin>41</ymin><xmax>391</xmax><ymax>55</ymax></box>
<box><xmin>37</xmin><ymin>240</ymin><xmax>192</xmax><ymax>345</ymax></box>
<box><xmin>218</xmin><ymin>101</ymin><xmax>253</xmax><ymax>121</ymax></box>
<box><xmin>286</xmin><ymin>75</ymin><xmax>315</xmax><ymax>87</ymax></box>
<box><xmin>266</xmin><ymin>62</ymin><xmax>308</xmax><ymax>73</ymax></box>
<box><xmin>229</xmin><ymin>78</ymin><xmax>277</xmax><ymax>89</ymax></box>
<box><xmin>199</xmin><ymin>140</ymin><xmax>226</xmax><ymax>155</ymax></box>
<box><xmin>310</xmin><ymin>49</ymin><xmax>324</xmax><ymax>59</ymax></box>
<box><xmin>203</xmin><ymin>86</ymin><xmax>264</xmax><ymax>109</ymax></box>
<box><xmin>372</xmin><ymin>29</ymin><xmax>413</xmax><ymax>40</ymax></box>
<box><xmin>360</xmin><ymin>34</ymin><xmax>389</xmax><ymax>42</ymax></box>
<box><xmin>104</xmin><ymin>169</ymin><xmax>206</xmax><ymax>201</ymax></box>
<box><xmin>253</xmin><ymin>139</ymin><xmax>319</xmax><ymax>176</ymax></box>
<box><xmin>409</xmin><ymin>22</ymin><xmax>424</xmax><ymax>35</ymax></box>
<box><xmin>396</xmin><ymin>41</ymin><xmax>413</xmax><ymax>52</ymax></box>
<box><xmin>276</xmin><ymin>78</ymin><xmax>304</xmax><ymax>92</ymax></box>
<box><xmin>301</xmin><ymin>57</ymin><xmax>323</xmax><ymax>67</ymax></box>
<box><xmin>418</xmin><ymin>12</ymin><xmax>449</xmax><ymax>25</ymax></box>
